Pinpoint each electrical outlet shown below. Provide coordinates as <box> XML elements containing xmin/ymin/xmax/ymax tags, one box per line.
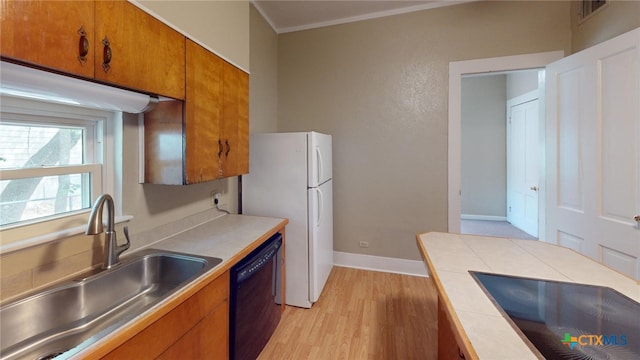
<box><xmin>359</xmin><ymin>241</ymin><xmax>369</xmax><ymax>248</ymax></box>
<box><xmin>211</xmin><ymin>190</ymin><xmax>222</xmax><ymax>207</ymax></box>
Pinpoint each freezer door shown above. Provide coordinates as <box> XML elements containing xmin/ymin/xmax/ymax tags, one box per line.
<box><xmin>308</xmin><ymin>180</ymin><xmax>334</xmax><ymax>303</ymax></box>
<box><xmin>308</xmin><ymin>132</ymin><xmax>332</xmax><ymax>187</ymax></box>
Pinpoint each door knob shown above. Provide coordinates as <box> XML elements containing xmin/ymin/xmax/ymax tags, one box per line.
<box><xmin>634</xmin><ymin>215</ymin><xmax>640</xmax><ymax>223</ymax></box>
<box><xmin>530</xmin><ymin>186</ymin><xmax>538</xmax><ymax>191</ymax></box>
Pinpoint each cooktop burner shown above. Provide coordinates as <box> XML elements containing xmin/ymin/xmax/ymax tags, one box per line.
<box><xmin>470</xmin><ymin>272</ymin><xmax>639</xmax><ymax>360</ymax></box>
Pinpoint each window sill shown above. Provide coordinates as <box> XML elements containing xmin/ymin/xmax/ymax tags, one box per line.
<box><xmin>0</xmin><ymin>215</ymin><xmax>134</xmax><ymax>255</ymax></box>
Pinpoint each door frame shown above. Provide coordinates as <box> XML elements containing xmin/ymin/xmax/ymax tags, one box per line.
<box><xmin>448</xmin><ymin>51</ymin><xmax>564</xmax><ymax>239</ymax></box>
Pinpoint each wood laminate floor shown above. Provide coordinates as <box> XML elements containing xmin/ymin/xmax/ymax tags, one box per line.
<box><xmin>258</xmin><ymin>266</ymin><xmax>438</xmax><ymax>359</ymax></box>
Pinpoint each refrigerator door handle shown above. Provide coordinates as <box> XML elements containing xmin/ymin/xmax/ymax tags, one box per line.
<box><xmin>316</xmin><ymin>188</ymin><xmax>323</xmax><ymax>227</ymax></box>
<box><xmin>316</xmin><ymin>146</ymin><xmax>323</xmax><ymax>185</ymax></box>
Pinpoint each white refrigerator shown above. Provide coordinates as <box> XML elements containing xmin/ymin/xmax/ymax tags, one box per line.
<box><xmin>242</xmin><ymin>132</ymin><xmax>333</xmax><ymax>308</ymax></box>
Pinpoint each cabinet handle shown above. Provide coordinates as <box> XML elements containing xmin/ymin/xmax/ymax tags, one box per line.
<box><xmin>102</xmin><ymin>37</ymin><xmax>112</xmax><ymax>73</ymax></box>
<box><xmin>77</xmin><ymin>27</ymin><xmax>89</xmax><ymax>65</ymax></box>
<box><xmin>458</xmin><ymin>347</ymin><xmax>466</xmax><ymax>359</ymax></box>
<box><xmin>218</xmin><ymin>139</ymin><xmax>223</xmax><ymax>158</ymax></box>
<box><xmin>225</xmin><ymin>140</ymin><xmax>231</xmax><ymax>157</ymax></box>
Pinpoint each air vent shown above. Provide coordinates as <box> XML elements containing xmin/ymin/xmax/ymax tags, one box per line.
<box><xmin>579</xmin><ymin>0</ymin><xmax>607</xmax><ymax>23</ymax></box>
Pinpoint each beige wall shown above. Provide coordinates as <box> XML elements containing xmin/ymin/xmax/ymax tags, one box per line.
<box><xmin>461</xmin><ymin>70</ymin><xmax>539</xmax><ymax>219</ymax></box>
<box><xmin>118</xmin><ymin>3</ymin><xmax>280</xmax><ymax>231</ymax></box>
<box><xmin>461</xmin><ymin>75</ymin><xmax>507</xmax><ymax>218</ymax></box>
<box><xmin>5</xmin><ymin>0</ymin><xmax>634</xmax><ymax>300</ymax></box>
<box><xmin>571</xmin><ymin>0</ymin><xmax>640</xmax><ymax>53</ymax></box>
<box><xmin>134</xmin><ymin>0</ymin><xmax>250</xmax><ymax>71</ymax></box>
<box><xmin>0</xmin><ymin>112</ymin><xmax>238</xmax><ymax>302</ymax></box>
<box><xmin>506</xmin><ymin>70</ymin><xmax>539</xmax><ymax>100</ymax></box>
<box><xmin>278</xmin><ymin>1</ymin><xmax>571</xmax><ymax>260</ymax></box>
<box><xmin>249</xmin><ymin>4</ymin><xmax>279</xmax><ymax>134</ymax></box>
<box><xmin>0</xmin><ymin>2</ymin><xmax>277</xmax><ymax>301</ymax></box>
<box><xmin>121</xmin><ymin>114</ymin><xmax>238</xmax><ymax>234</ymax></box>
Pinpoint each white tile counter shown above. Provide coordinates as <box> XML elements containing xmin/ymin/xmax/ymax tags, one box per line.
<box><xmin>145</xmin><ymin>213</ymin><xmax>287</xmax><ymax>265</ymax></box>
<box><xmin>417</xmin><ymin>232</ymin><xmax>640</xmax><ymax>359</ymax></box>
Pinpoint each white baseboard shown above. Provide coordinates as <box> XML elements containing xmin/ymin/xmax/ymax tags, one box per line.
<box><xmin>461</xmin><ymin>214</ymin><xmax>507</xmax><ymax>221</ymax></box>
<box><xmin>333</xmin><ymin>251</ymin><xmax>428</xmax><ymax>277</ymax></box>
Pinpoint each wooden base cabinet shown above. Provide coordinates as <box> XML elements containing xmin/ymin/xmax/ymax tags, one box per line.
<box><xmin>101</xmin><ymin>271</ymin><xmax>230</xmax><ymax>360</ymax></box>
<box><xmin>157</xmin><ymin>299</ymin><xmax>229</xmax><ymax>360</ymax></box>
<box><xmin>438</xmin><ymin>297</ymin><xmax>472</xmax><ymax>360</ymax></box>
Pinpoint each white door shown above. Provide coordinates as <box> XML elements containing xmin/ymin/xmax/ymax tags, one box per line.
<box><xmin>507</xmin><ymin>95</ymin><xmax>539</xmax><ymax>237</ymax></box>
<box><xmin>546</xmin><ymin>28</ymin><xmax>640</xmax><ymax>280</ymax></box>
<box><xmin>308</xmin><ymin>179</ymin><xmax>333</xmax><ymax>303</ymax></box>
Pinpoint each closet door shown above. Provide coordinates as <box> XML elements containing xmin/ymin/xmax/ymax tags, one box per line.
<box><xmin>546</xmin><ymin>28</ymin><xmax>640</xmax><ymax>279</ymax></box>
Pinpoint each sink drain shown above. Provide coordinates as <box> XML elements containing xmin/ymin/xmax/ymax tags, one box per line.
<box><xmin>37</xmin><ymin>350</ymin><xmax>66</xmax><ymax>360</ymax></box>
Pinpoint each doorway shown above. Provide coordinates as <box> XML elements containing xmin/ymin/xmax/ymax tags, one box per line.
<box><xmin>460</xmin><ymin>73</ymin><xmax>539</xmax><ymax>239</ymax></box>
<box><xmin>448</xmin><ymin>51</ymin><xmax>565</xmax><ymax>240</ymax></box>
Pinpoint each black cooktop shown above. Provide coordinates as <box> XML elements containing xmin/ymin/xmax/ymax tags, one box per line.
<box><xmin>470</xmin><ymin>272</ymin><xmax>640</xmax><ymax>360</ymax></box>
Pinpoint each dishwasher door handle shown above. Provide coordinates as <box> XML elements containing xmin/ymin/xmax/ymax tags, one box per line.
<box><xmin>235</xmin><ymin>235</ymin><xmax>282</xmax><ymax>283</ymax></box>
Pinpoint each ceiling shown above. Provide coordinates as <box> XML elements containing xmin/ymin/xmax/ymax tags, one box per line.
<box><xmin>253</xmin><ymin>0</ymin><xmax>473</xmax><ymax>34</ymax></box>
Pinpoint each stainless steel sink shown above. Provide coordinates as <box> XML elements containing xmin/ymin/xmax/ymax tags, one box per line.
<box><xmin>0</xmin><ymin>249</ymin><xmax>222</xmax><ymax>360</ymax></box>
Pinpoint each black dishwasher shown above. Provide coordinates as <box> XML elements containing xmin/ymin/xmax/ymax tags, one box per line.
<box><xmin>230</xmin><ymin>233</ymin><xmax>283</xmax><ymax>360</ymax></box>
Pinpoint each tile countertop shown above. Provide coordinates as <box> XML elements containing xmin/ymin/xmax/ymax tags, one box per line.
<box><xmin>146</xmin><ymin>214</ymin><xmax>287</xmax><ymax>262</ymax></box>
<box><xmin>416</xmin><ymin>232</ymin><xmax>640</xmax><ymax>360</ymax></box>
<box><xmin>68</xmin><ymin>213</ymin><xmax>288</xmax><ymax>359</ymax></box>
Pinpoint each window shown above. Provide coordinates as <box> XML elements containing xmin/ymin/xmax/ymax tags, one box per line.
<box><xmin>0</xmin><ymin>95</ymin><xmax>119</xmax><ymax>245</ymax></box>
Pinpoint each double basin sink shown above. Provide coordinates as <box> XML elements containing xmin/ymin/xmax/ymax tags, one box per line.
<box><xmin>0</xmin><ymin>249</ymin><xmax>222</xmax><ymax>360</ymax></box>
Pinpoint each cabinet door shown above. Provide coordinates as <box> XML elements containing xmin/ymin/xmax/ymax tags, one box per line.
<box><xmin>157</xmin><ymin>298</ymin><xmax>229</xmax><ymax>360</ymax></box>
<box><xmin>0</xmin><ymin>0</ymin><xmax>95</xmax><ymax>78</ymax></box>
<box><xmin>94</xmin><ymin>1</ymin><xmax>185</xmax><ymax>99</ymax></box>
<box><xmin>184</xmin><ymin>40</ymin><xmax>223</xmax><ymax>184</ymax></box>
<box><xmin>143</xmin><ymin>41</ymin><xmax>248</xmax><ymax>185</ymax></box>
<box><xmin>221</xmin><ymin>62</ymin><xmax>250</xmax><ymax>177</ymax></box>
<box><xmin>438</xmin><ymin>298</ymin><xmax>473</xmax><ymax>360</ymax></box>
<box><xmin>143</xmin><ymin>100</ymin><xmax>184</xmax><ymax>185</ymax></box>
<box><xmin>101</xmin><ymin>271</ymin><xmax>229</xmax><ymax>359</ymax></box>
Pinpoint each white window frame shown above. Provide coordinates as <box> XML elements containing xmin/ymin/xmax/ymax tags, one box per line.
<box><xmin>0</xmin><ymin>95</ymin><xmax>121</xmax><ymax>251</ymax></box>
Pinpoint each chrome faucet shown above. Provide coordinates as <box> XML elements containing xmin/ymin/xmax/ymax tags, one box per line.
<box><xmin>86</xmin><ymin>194</ymin><xmax>130</xmax><ymax>270</ymax></box>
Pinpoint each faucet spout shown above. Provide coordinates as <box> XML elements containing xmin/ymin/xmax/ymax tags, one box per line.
<box><xmin>86</xmin><ymin>194</ymin><xmax>130</xmax><ymax>269</ymax></box>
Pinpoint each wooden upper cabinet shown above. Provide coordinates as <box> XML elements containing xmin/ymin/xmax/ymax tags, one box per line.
<box><xmin>0</xmin><ymin>0</ymin><xmax>96</xmax><ymax>78</ymax></box>
<box><xmin>184</xmin><ymin>40</ymin><xmax>223</xmax><ymax>184</ymax></box>
<box><xmin>94</xmin><ymin>1</ymin><xmax>185</xmax><ymax>99</ymax></box>
<box><xmin>185</xmin><ymin>39</ymin><xmax>250</xmax><ymax>182</ymax></box>
<box><xmin>1</xmin><ymin>0</ymin><xmax>185</xmax><ymax>99</ymax></box>
<box><xmin>143</xmin><ymin>40</ymin><xmax>248</xmax><ymax>185</ymax></box>
<box><xmin>221</xmin><ymin>62</ymin><xmax>250</xmax><ymax>178</ymax></box>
